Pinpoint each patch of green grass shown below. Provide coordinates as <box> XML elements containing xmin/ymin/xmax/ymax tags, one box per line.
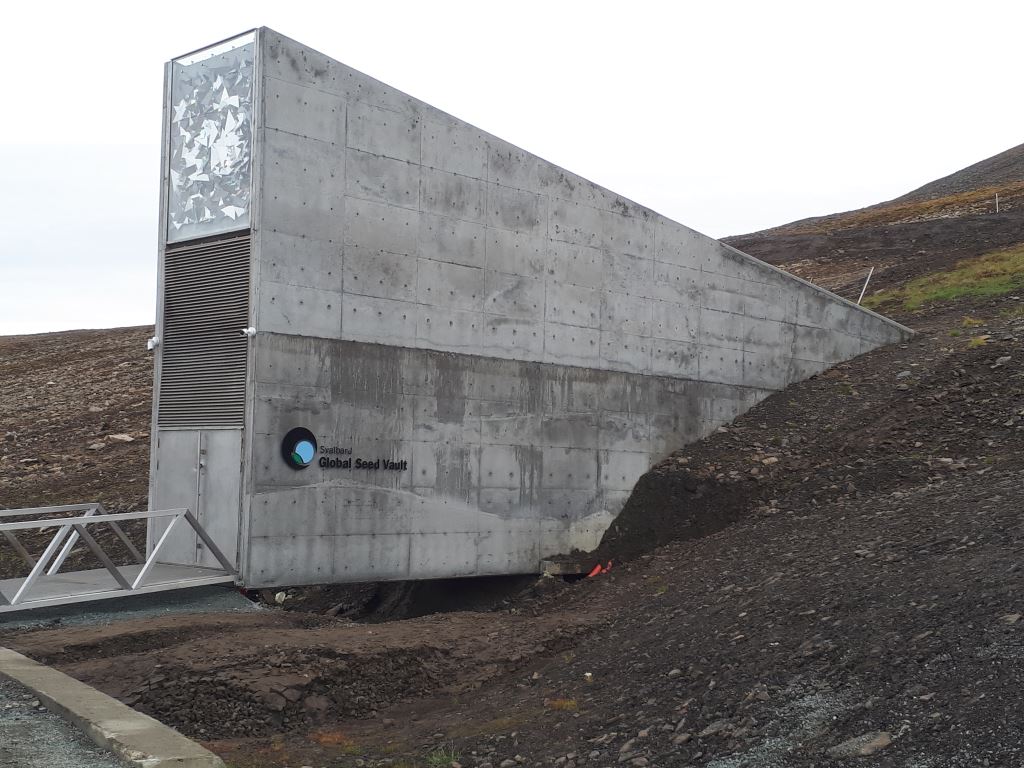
<box><xmin>425</xmin><ymin>743</ymin><xmax>460</xmax><ymax>768</ymax></box>
<box><xmin>968</xmin><ymin>336</ymin><xmax>990</xmax><ymax>348</ymax></box>
<box><xmin>863</xmin><ymin>244</ymin><xmax>1024</xmax><ymax>311</ymax></box>
<box><xmin>948</xmin><ymin>329</ymin><xmax>961</xmax><ymax>337</ymax></box>
<box><xmin>647</xmin><ymin>575</ymin><xmax>669</xmax><ymax>595</ymax></box>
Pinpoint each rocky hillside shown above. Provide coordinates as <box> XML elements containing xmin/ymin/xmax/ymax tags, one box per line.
<box><xmin>725</xmin><ymin>141</ymin><xmax>1024</xmax><ymax>303</ymax></box>
<box><xmin>897</xmin><ymin>141</ymin><xmax>1024</xmax><ymax>204</ymax></box>
<box><xmin>0</xmin><ymin>327</ymin><xmax>151</xmax><ymax>515</ymax></box>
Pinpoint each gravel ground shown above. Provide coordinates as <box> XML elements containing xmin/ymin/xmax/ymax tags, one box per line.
<box><xmin>0</xmin><ymin>676</ymin><xmax>124</xmax><ymax>768</ymax></box>
<box><xmin>0</xmin><ymin>585</ymin><xmax>258</xmax><ymax>633</ymax></box>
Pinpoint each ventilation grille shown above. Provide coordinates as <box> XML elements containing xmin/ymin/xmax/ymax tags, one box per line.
<box><xmin>158</xmin><ymin>233</ymin><xmax>251</xmax><ymax>428</ymax></box>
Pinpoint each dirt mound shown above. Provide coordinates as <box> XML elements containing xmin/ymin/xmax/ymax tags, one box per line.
<box><xmin>581</xmin><ymin>468</ymin><xmax>751</xmax><ymax>566</ymax></box>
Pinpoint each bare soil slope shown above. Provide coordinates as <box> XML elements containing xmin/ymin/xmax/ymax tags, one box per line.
<box><xmin>724</xmin><ymin>142</ymin><xmax>1024</xmax><ymax>302</ymax></box>
<box><xmin>898</xmin><ymin>142</ymin><xmax>1024</xmax><ymax>203</ymax></box>
<box><xmin>0</xmin><ymin>326</ymin><xmax>151</xmax><ymax>514</ymax></box>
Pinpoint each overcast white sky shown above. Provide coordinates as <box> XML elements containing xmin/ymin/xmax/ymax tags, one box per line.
<box><xmin>1</xmin><ymin>1</ymin><xmax>1022</xmax><ymax>335</ymax></box>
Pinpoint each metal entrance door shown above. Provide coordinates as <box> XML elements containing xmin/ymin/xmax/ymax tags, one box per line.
<box><xmin>150</xmin><ymin>429</ymin><xmax>242</xmax><ymax>569</ymax></box>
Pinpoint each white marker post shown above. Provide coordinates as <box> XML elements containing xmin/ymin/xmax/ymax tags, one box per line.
<box><xmin>857</xmin><ymin>267</ymin><xmax>875</xmax><ymax>305</ymax></box>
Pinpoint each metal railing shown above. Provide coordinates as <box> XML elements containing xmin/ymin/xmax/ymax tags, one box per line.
<box><xmin>0</xmin><ymin>504</ymin><xmax>237</xmax><ymax>611</ymax></box>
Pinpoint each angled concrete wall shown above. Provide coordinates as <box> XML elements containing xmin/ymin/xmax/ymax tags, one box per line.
<box><xmin>235</xmin><ymin>28</ymin><xmax>910</xmax><ymax>586</ymax></box>
<box><xmin>253</xmin><ymin>29</ymin><xmax>902</xmax><ymax>382</ymax></box>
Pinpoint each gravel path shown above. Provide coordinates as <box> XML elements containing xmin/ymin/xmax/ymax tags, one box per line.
<box><xmin>0</xmin><ymin>676</ymin><xmax>124</xmax><ymax>768</ymax></box>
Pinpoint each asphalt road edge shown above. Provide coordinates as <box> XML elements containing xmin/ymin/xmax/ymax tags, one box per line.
<box><xmin>0</xmin><ymin>646</ymin><xmax>225</xmax><ymax>768</ymax></box>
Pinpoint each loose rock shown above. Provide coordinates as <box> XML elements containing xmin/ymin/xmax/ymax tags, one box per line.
<box><xmin>826</xmin><ymin>731</ymin><xmax>893</xmax><ymax>757</ymax></box>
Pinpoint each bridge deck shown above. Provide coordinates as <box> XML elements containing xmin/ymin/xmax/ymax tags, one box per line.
<box><xmin>0</xmin><ymin>564</ymin><xmax>236</xmax><ymax>613</ymax></box>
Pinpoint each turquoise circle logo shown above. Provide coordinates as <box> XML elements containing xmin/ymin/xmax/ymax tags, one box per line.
<box><xmin>281</xmin><ymin>428</ymin><xmax>317</xmax><ymax>470</ymax></box>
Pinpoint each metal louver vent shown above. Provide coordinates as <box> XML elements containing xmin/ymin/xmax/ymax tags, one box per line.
<box><xmin>158</xmin><ymin>233</ymin><xmax>251</xmax><ymax>428</ymax></box>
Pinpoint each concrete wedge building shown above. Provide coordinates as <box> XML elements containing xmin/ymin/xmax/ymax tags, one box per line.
<box><xmin>148</xmin><ymin>28</ymin><xmax>911</xmax><ymax>588</ymax></box>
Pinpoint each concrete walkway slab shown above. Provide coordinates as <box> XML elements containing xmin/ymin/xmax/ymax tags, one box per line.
<box><xmin>0</xmin><ymin>647</ymin><xmax>224</xmax><ymax>768</ymax></box>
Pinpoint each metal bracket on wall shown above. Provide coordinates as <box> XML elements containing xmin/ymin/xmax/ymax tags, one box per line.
<box><xmin>0</xmin><ymin>504</ymin><xmax>237</xmax><ymax>613</ymax></box>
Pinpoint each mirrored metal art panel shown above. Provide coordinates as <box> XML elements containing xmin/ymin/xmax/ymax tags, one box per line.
<box><xmin>167</xmin><ymin>32</ymin><xmax>255</xmax><ymax>242</ymax></box>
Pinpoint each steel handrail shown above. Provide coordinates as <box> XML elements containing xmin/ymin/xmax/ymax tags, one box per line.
<box><xmin>0</xmin><ymin>504</ymin><xmax>101</xmax><ymax>519</ymax></box>
<box><xmin>0</xmin><ymin>509</ymin><xmax>190</xmax><ymax>532</ymax></box>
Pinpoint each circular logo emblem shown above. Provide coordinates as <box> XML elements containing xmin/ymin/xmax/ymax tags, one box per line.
<box><xmin>281</xmin><ymin>427</ymin><xmax>317</xmax><ymax>470</ymax></box>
